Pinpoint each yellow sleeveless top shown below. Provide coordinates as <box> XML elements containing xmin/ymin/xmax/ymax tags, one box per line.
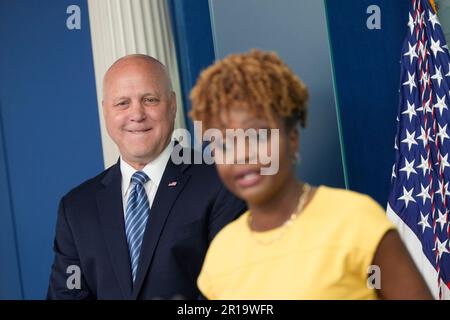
<box><xmin>198</xmin><ymin>186</ymin><xmax>395</xmax><ymax>299</ymax></box>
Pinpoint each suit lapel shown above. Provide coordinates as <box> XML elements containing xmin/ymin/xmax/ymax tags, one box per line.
<box><xmin>132</xmin><ymin>155</ymin><xmax>191</xmax><ymax>298</ymax></box>
<box><xmin>96</xmin><ymin>162</ymin><xmax>133</xmax><ymax>298</ymax></box>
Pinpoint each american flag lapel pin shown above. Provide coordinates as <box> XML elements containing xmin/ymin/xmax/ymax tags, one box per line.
<box><xmin>168</xmin><ymin>181</ymin><xmax>177</xmax><ymax>187</ymax></box>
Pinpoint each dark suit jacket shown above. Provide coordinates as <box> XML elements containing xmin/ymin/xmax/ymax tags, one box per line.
<box><xmin>47</xmin><ymin>149</ymin><xmax>246</xmax><ymax>299</ymax></box>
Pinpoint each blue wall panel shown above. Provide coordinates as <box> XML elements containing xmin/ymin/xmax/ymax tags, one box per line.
<box><xmin>325</xmin><ymin>0</ymin><xmax>410</xmax><ymax>206</ymax></box>
<box><xmin>0</xmin><ymin>99</ymin><xmax>23</xmax><ymax>299</ymax></box>
<box><xmin>209</xmin><ymin>0</ymin><xmax>346</xmax><ymax>188</ymax></box>
<box><xmin>0</xmin><ymin>0</ymin><xmax>103</xmax><ymax>299</ymax></box>
<box><xmin>168</xmin><ymin>0</ymin><xmax>216</xmax><ymax>135</ymax></box>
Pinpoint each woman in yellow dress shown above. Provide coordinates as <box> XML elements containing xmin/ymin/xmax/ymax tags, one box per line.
<box><xmin>189</xmin><ymin>49</ymin><xmax>432</xmax><ymax>299</ymax></box>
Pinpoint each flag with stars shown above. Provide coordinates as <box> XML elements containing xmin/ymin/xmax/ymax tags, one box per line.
<box><xmin>388</xmin><ymin>0</ymin><xmax>450</xmax><ymax>299</ymax></box>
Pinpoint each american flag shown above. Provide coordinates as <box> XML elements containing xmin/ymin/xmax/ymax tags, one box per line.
<box><xmin>387</xmin><ymin>0</ymin><xmax>450</xmax><ymax>299</ymax></box>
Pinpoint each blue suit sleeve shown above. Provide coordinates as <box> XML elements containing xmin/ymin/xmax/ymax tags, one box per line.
<box><xmin>47</xmin><ymin>197</ymin><xmax>94</xmax><ymax>300</ymax></box>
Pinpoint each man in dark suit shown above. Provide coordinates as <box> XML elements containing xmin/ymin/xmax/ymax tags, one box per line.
<box><xmin>47</xmin><ymin>54</ymin><xmax>246</xmax><ymax>299</ymax></box>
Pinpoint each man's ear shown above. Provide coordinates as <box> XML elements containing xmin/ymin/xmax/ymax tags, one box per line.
<box><xmin>170</xmin><ymin>92</ymin><xmax>177</xmax><ymax>118</ymax></box>
<box><xmin>101</xmin><ymin>99</ymin><xmax>107</xmax><ymax>117</ymax></box>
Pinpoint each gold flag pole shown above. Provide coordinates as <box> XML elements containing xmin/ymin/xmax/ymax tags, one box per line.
<box><xmin>430</xmin><ymin>0</ymin><xmax>437</xmax><ymax>13</ymax></box>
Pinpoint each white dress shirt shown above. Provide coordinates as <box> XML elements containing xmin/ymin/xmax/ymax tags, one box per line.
<box><xmin>120</xmin><ymin>141</ymin><xmax>174</xmax><ymax>217</ymax></box>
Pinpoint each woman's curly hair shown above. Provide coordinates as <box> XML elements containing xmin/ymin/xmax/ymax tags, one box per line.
<box><xmin>189</xmin><ymin>49</ymin><xmax>309</xmax><ymax>130</ymax></box>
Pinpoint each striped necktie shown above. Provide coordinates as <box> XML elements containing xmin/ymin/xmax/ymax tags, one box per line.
<box><xmin>125</xmin><ymin>171</ymin><xmax>150</xmax><ymax>282</ymax></box>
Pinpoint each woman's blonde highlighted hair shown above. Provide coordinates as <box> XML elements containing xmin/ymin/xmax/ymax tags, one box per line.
<box><xmin>190</xmin><ymin>49</ymin><xmax>309</xmax><ymax>129</ymax></box>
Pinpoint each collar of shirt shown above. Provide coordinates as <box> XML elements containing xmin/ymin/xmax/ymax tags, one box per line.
<box><xmin>120</xmin><ymin>140</ymin><xmax>174</xmax><ymax>200</ymax></box>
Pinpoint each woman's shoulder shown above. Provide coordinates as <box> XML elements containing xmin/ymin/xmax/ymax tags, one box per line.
<box><xmin>316</xmin><ymin>185</ymin><xmax>376</xmax><ymax>203</ymax></box>
<box><xmin>310</xmin><ymin>185</ymin><xmax>394</xmax><ymax>230</ymax></box>
<box><xmin>313</xmin><ymin>185</ymin><xmax>385</xmax><ymax>214</ymax></box>
<box><xmin>200</xmin><ymin>211</ymin><xmax>250</xmax><ymax>278</ymax></box>
<box><xmin>210</xmin><ymin>211</ymin><xmax>250</xmax><ymax>247</ymax></box>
